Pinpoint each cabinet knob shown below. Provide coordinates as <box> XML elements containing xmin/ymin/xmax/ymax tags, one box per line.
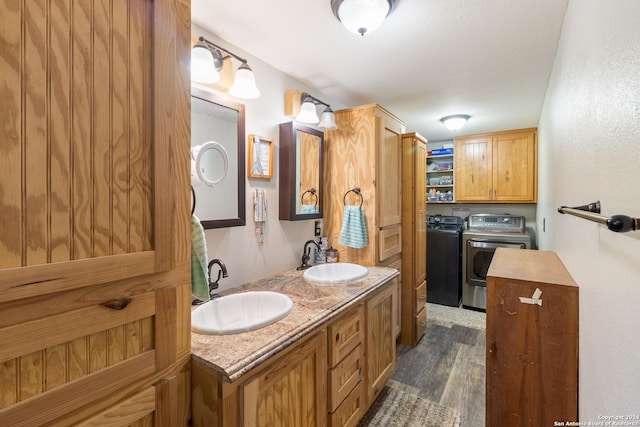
<box><xmin>335</xmin><ymin>333</ymin><xmax>340</xmax><ymax>342</ymax></box>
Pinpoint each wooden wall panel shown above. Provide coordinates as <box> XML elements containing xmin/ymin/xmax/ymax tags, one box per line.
<box><xmin>71</xmin><ymin>0</ymin><xmax>94</xmax><ymax>260</ymax></box>
<box><xmin>0</xmin><ymin>0</ymin><xmax>155</xmax><ymax>267</ymax></box>
<box><xmin>49</xmin><ymin>0</ymin><xmax>72</xmax><ymax>263</ymax></box>
<box><xmin>0</xmin><ymin>0</ymin><xmax>23</xmax><ymax>269</ymax></box>
<box><xmin>24</xmin><ymin>0</ymin><xmax>49</xmax><ymax>266</ymax></box>
<box><xmin>93</xmin><ymin>0</ymin><xmax>113</xmax><ymax>257</ymax></box>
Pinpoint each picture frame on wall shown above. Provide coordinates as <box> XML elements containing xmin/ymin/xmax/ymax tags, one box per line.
<box><xmin>247</xmin><ymin>134</ymin><xmax>273</xmax><ymax>179</ymax></box>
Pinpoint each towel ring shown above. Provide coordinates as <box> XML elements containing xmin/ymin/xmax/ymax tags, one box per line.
<box><xmin>191</xmin><ymin>185</ymin><xmax>196</xmax><ymax>215</ymax></box>
<box><xmin>343</xmin><ymin>187</ymin><xmax>363</xmax><ymax>207</ymax></box>
<box><xmin>301</xmin><ymin>188</ymin><xmax>318</xmax><ymax>207</ymax></box>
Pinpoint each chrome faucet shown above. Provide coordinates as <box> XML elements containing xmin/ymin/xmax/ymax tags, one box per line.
<box><xmin>297</xmin><ymin>240</ymin><xmax>320</xmax><ymax>270</ymax></box>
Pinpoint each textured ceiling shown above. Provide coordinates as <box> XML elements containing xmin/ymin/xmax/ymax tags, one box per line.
<box><xmin>192</xmin><ymin>0</ymin><xmax>569</xmax><ymax>142</ymax></box>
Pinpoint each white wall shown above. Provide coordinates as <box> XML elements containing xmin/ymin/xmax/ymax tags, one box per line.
<box><xmin>537</xmin><ymin>0</ymin><xmax>640</xmax><ymax>418</ymax></box>
<box><xmin>192</xmin><ymin>24</ymin><xmax>345</xmax><ymax>291</ymax></box>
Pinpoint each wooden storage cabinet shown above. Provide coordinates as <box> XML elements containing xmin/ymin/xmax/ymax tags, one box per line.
<box><xmin>324</xmin><ymin>104</ymin><xmax>405</xmax><ymax>266</ymax></box>
<box><xmin>192</xmin><ymin>277</ymin><xmax>398</xmax><ymax>427</ymax></box>
<box><xmin>192</xmin><ymin>330</ymin><xmax>328</xmax><ymax>427</ymax></box>
<box><xmin>454</xmin><ymin>128</ymin><xmax>537</xmax><ymax>202</ymax></box>
<box><xmin>400</xmin><ymin>133</ymin><xmax>427</xmax><ymax>346</ymax></box>
<box><xmin>486</xmin><ymin>248</ymin><xmax>578</xmax><ymax>426</ymax></box>
<box><xmin>0</xmin><ymin>0</ymin><xmax>191</xmax><ymax>425</ymax></box>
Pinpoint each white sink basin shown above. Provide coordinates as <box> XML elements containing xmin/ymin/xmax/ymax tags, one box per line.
<box><xmin>303</xmin><ymin>263</ymin><xmax>369</xmax><ymax>284</ymax></box>
<box><xmin>191</xmin><ymin>291</ymin><xmax>293</xmax><ymax>335</ymax></box>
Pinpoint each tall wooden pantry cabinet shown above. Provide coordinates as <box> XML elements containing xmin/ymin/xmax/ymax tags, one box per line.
<box><xmin>0</xmin><ymin>1</ymin><xmax>192</xmax><ymax>425</ymax></box>
<box><xmin>324</xmin><ymin>104</ymin><xmax>405</xmax><ymax>268</ymax></box>
<box><xmin>400</xmin><ymin>133</ymin><xmax>427</xmax><ymax>346</ymax></box>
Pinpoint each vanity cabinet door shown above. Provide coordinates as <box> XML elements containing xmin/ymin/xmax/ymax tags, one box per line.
<box><xmin>364</xmin><ymin>281</ymin><xmax>396</xmax><ymax>406</ymax></box>
<box><xmin>239</xmin><ymin>330</ymin><xmax>328</xmax><ymax>427</ymax></box>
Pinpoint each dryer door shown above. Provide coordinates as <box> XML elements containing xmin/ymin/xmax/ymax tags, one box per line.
<box><xmin>465</xmin><ymin>240</ymin><xmax>525</xmax><ymax>287</ymax></box>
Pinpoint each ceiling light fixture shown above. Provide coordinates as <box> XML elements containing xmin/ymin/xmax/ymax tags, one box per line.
<box><xmin>190</xmin><ymin>36</ymin><xmax>260</xmax><ymax>99</ymax></box>
<box><xmin>331</xmin><ymin>0</ymin><xmax>397</xmax><ymax>36</ymax></box>
<box><xmin>295</xmin><ymin>93</ymin><xmax>338</xmax><ymax>130</ymax></box>
<box><xmin>440</xmin><ymin>114</ymin><xmax>471</xmax><ymax>132</ymax></box>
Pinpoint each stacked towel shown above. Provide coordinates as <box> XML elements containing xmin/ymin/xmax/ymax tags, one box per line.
<box><xmin>191</xmin><ymin>214</ymin><xmax>210</xmax><ymax>301</ymax></box>
<box><xmin>338</xmin><ymin>205</ymin><xmax>368</xmax><ymax>248</ymax></box>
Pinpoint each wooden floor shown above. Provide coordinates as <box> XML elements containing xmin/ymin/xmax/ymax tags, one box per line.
<box><xmin>391</xmin><ymin>306</ymin><xmax>486</xmax><ymax>426</ymax></box>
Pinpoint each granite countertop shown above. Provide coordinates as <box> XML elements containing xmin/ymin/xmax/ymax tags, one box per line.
<box><xmin>190</xmin><ymin>265</ymin><xmax>399</xmax><ymax>382</ymax></box>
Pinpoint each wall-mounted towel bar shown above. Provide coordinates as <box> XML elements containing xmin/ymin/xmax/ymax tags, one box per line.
<box><xmin>343</xmin><ymin>187</ymin><xmax>363</xmax><ymax>207</ymax></box>
<box><xmin>557</xmin><ymin>200</ymin><xmax>639</xmax><ymax>232</ymax></box>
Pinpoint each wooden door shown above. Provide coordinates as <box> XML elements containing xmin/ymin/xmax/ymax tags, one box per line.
<box><xmin>239</xmin><ymin>330</ymin><xmax>328</xmax><ymax>427</ymax></box>
<box><xmin>454</xmin><ymin>136</ymin><xmax>493</xmax><ymax>201</ymax></box>
<box><xmin>376</xmin><ymin>110</ymin><xmax>404</xmax><ymax>228</ymax></box>
<box><xmin>0</xmin><ymin>0</ymin><xmax>191</xmax><ymax>424</ymax></box>
<box><xmin>364</xmin><ymin>282</ymin><xmax>396</xmax><ymax>406</ymax></box>
<box><xmin>415</xmin><ymin>140</ymin><xmax>427</xmax><ymax>285</ymax></box>
<box><xmin>493</xmin><ymin>130</ymin><xmax>537</xmax><ymax>202</ymax></box>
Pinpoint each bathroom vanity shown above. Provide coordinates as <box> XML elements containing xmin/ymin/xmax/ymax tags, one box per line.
<box><xmin>190</xmin><ymin>267</ymin><xmax>398</xmax><ymax>427</ymax></box>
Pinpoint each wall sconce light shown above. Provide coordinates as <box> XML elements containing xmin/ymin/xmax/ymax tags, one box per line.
<box><xmin>287</xmin><ymin>91</ymin><xmax>338</xmax><ymax>130</ymax></box>
<box><xmin>331</xmin><ymin>0</ymin><xmax>397</xmax><ymax>36</ymax></box>
<box><xmin>191</xmin><ymin>36</ymin><xmax>260</xmax><ymax>99</ymax></box>
<box><xmin>440</xmin><ymin>114</ymin><xmax>471</xmax><ymax>132</ymax></box>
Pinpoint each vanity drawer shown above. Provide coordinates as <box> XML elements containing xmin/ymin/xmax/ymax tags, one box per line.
<box><xmin>328</xmin><ymin>344</ymin><xmax>363</xmax><ymax>412</ymax></box>
<box><xmin>328</xmin><ymin>305</ymin><xmax>364</xmax><ymax>366</ymax></box>
<box><xmin>415</xmin><ymin>280</ymin><xmax>426</xmax><ymax>314</ymax></box>
<box><xmin>378</xmin><ymin>225</ymin><xmax>402</xmax><ymax>262</ymax></box>
<box><xmin>329</xmin><ymin>380</ymin><xmax>365</xmax><ymax>427</ymax></box>
<box><xmin>415</xmin><ymin>306</ymin><xmax>427</xmax><ymax>339</ymax></box>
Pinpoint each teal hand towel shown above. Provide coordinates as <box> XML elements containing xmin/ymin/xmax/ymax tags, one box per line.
<box><xmin>300</xmin><ymin>204</ymin><xmax>317</xmax><ymax>214</ymax></box>
<box><xmin>338</xmin><ymin>205</ymin><xmax>368</xmax><ymax>249</ymax></box>
<box><xmin>191</xmin><ymin>214</ymin><xmax>210</xmax><ymax>301</ymax></box>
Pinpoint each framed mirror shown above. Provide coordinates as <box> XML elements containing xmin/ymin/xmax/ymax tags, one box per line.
<box><xmin>279</xmin><ymin>122</ymin><xmax>324</xmax><ymax>221</ymax></box>
<box><xmin>191</xmin><ymin>86</ymin><xmax>246</xmax><ymax>228</ymax></box>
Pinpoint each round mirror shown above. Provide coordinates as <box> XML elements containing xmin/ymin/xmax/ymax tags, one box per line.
<box><xmin>193</xmin><ymin>141</ymin><xmax>229</xmax><ymax>187</ymax></box>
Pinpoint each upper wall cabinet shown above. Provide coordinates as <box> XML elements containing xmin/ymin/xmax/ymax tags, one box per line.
<box><xmin>454</xmin><ymin>128</ymin><xmax>537</xmax><ymax>203</ymax></box>
<box><xmin>279</xmin><ymin>122</ymin><xmax>324</xmax><ymax>220</ymax></box>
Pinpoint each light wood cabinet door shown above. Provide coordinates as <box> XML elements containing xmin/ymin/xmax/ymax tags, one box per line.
<box><xmin>0</xmin><ymin>0</ymin><xmax>191</xmax><ymax>424</ymax></box>
<box><xmin>454</xmin><ymin>136</ymin><xmax>493</xmax><ymax>201</ymax></box>
<box><xmin>364</xmin><ymin>282</ymin><xmax>396</xmax><ymax>406</ymax></box>
<box><xmin>493</xmin><ymin>131</ymin><xmax>537</xmax><ymax>202</ymax></box>
<box><xmin>400</xmin><ymin>133</ymin><xmax>427</xmax><ymax>346</ymax></box>
<box><xmin>240</xmin><ymin>330</ymin><xmax>328</xmax><ymax>427</ymax></box>
<box><xmin>377</xmin><ymin>111</ymin><xmax>404</xmax><ymax>228</ymax></box>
